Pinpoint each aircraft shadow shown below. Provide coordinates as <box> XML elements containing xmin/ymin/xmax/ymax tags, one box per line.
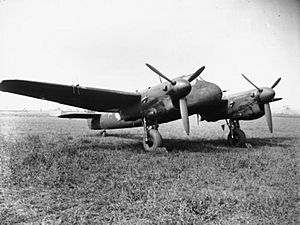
<box><xmin>86</xmin><ymin>133</ymin><xmax>296</xmax><ymax>152</ymax></box>
<box><xmin>100</xmin><ymin>132</ymin><xmax>142</xmax><ymax>140</ymax></box>
<box><xmin>245</xmin><ymin>137</ymin><xmax>295</xmax><ymax>148</ymax></box>
<box><xmin>82</xmin><ymin>132</ymin><xmax>143</xmax><ymax>151</ymax></box>
<box><xmin>163</xmin><ymin>136</ymin><xmax>295</xmax><ymax>152</ymax></box>
<box><xmin>163</xmin><ymin>138</ymin><xmax>228</xmax><ymax>153</ymax></box>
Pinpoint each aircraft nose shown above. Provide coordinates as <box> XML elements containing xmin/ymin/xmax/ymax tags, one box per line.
<box><xmin>260</xmin><ymin>87</ymin><xmax>275</xmax><ymax>103</ymax></box>
<box><xmin>205</xmin><ymin>82</ymin><xmax>223</xmax><ymax>103</ymax></box>
<box><xmin>211</xmin><ymin>83</ymin><xmax>223</xmax><ymax>101</ymax></box>
<box><xmin>190</xmin><ymin>80</ymin><xmax>223</xmax><ymax>107</ymax></box>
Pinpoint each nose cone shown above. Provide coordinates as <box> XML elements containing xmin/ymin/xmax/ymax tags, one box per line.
<box><xmin>198</xmin><ymin>81</ymin><xmax>223</xmax><ymax>104</ymax></box>
<box><xmin>260</xmin><ymin>87</ymin><xmax>275</xmax><ymax>103</ymax></box>
<box><xmin>187</xmin><ymin>80</ymin><xmax>223</xmax><ymax>108</ymax></box>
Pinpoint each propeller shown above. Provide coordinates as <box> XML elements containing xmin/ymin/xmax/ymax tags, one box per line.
<box><xmin>264</xmin><ymin>103</ymin><xmax>273</xmax><ymax>133</ymax></box>
<box><xmin>271</xmin><ymin>77</ymin><xmax>281</xmax><ymax>89</ymax></box>
<box><xmin>242</xmin><ymin>74</ymin><xmax>262</xmax><ymax>92</ymax></box>
<box><xmin>145</xmin><ymin>63</ymin><xmax>176</xmax><ymax>85</ymax></box>
<box><xmin>242</xmin><ymin>74</ymin><xmax>282</xmax><ymax>133</ymax></box>
<box><xmin>188</xmin><ymin>66</ymin><xmax>205</xmax><ymax>82</ymax></box>
<box><xmin>179</xmin><ymin>98</ymin><xmax>189</xmax><ymax>135</ymax></box>
<box><xmin>272</xmin><ymin>97</ymin><xmax>283</xmax><ymax>102</ymax></box>
<box><xmin>146</xmin><ymin>63</ymin><xmax>205</xmax><ymax>135</ymax></box>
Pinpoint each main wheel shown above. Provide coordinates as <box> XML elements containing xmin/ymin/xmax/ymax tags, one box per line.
<box><xmin>227</xmin><ymin>128</ymin><xmax>246</xmax><ymax>147</ymax></box>
<box><xmin>143</xmin><ymin>129</ymin><xmax>162</xmax><ymax>151</ymax></box>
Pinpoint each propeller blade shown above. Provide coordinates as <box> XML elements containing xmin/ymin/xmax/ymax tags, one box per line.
<box><xmin>241</xmin><ymin>74</ymin><xmax>263</xmax><ymax>92</ymax></box>
<box><xmin>271</xmin><ymin>77</ymin><xmax>281</xmax><ymax>89</ymax></box>
<box><xmin>145</xmin><ymin>63</ymin><xmax>176</xmax><ymax>85</ymax></box>
<box><xmin>272</xmin><ymin>97</ymin><xmax>283</xmax><ymax>102</ymax></box>
<box><xmin>264</xmin><ymin>103</ymin><xmax>273</xmax><ymax>133</ymax></box>
<box><xmin>188</xmin><ymin>66</ymin><xmax>205</xmax><ymax>82</ymax></box>
<box><xmin>179</xmin><ymin>98</ymin><xmax>190</xmax><ymax>135</ymax></box>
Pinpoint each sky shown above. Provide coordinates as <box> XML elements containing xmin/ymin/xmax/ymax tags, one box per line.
<box><xmin>0</xmin><ymin>0</ymin><xmax>299</xmax><ymax>112</ymax></box>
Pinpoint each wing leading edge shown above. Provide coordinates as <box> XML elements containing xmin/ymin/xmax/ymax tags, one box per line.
<box><xmin>0</xmin><ymin>80</ymin><xmax>141</xmax><ymax>112</ymax></box>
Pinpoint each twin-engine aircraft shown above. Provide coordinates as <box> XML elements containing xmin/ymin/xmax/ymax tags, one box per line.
<box><xmin>0</xmin><ymin>64</ymin><xmax>281</xmax><ymax>151</ymax></box>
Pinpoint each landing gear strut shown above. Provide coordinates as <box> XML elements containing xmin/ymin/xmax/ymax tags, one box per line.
<box><xmin>226</xmin><ymin>119</ymin><xmax>246</xmax><ymax>147</ymax></box>
<box><xmin>142</xmin><ymin>118</ymin><xmax>162</xmax><ymax>151</ymax></box>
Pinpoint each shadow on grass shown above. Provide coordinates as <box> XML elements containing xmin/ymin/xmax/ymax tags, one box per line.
<box><xmin>84</xmin><ymin>132</ymin><xmax>296</xmax><ymax>152</ymax></box>
<box><xmin>164</xmin><ymin>136</ymin><xmax>296</xmax><ymax>152</ymax></box>
<box><xmin>87</xmin><ymin>131</ymin><xmax>141</xmax><ymax>140</ymax></box>
<box><xmin>78</xmin><ymin>133</ymin><xmax>143</xmax><ymax>152</ymax></box>
<box><xmin>246</xmin><ymin>137</ymin><xmax>295</xmax><ymax>148</ymax></box>
<box><xmin>163</xmin><ymin>138</ymin><xmax>229</xmax><ymax>153</ymax></box>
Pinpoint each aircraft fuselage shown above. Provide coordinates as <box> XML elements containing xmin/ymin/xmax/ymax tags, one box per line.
<box><xmin>120</xmin><ymin>78</ymin><xmax>223</xmax><ymax>123</ymax></box>
<box><xmin>89</xmin><ymin>87</ymin><xmax>268</xmax><ymax>130</ymax></box>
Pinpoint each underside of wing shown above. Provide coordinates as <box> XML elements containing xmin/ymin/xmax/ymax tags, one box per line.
<box><xmin>58</xmin><ymin>113</ymin><xmax>101</xmax><ymax>119</ymax></box>
<box><xmin>0</xmin><ymin>80</ymin><xmax>141</xmax><ymax>112</ymax></box>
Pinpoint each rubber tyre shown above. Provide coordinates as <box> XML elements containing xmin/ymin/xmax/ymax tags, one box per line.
<box><xmin>143</xmin><ymin>129</ymin><xmax>162</xmax><ymax>151</ymax></box>
<box><xmin>227</xmin><ymin>128</ymin><xmax>246</xmax><ymax>147</ymax></box>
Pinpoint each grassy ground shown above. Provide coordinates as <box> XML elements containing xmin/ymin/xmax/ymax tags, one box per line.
<box><xmin>0</xmin><ymin>113</ymin><xmax>299</xmax><ymax>224</ymax></box>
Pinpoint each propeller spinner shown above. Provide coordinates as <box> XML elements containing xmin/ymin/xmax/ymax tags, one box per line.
<box><xmin>146</xmin><ymin>63</ymin><xmax>205</xmax><ymax>135</ymax></box>
<box><xmin>242</xmin><ymin>74</ymin><xmax>282</xmax><ymax>133</ymax></box>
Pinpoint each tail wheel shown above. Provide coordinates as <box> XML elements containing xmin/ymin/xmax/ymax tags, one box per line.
<box><xmin>143</xmin><ymin>129</ymin><xmax>162</xmax><ymax>151</ymax></box>
<box><xmin>100</xmin><ymin>130</ymin><xmax>107</xmax><ymax>137</ymax></box>
<box><xmin>227</xmin><ymin>128</ymin><xmax>246</xmax><ymax>147</ymax></box>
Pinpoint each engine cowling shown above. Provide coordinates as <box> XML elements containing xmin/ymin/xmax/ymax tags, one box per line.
<box><xmin>229</xmin><ymin>102</ymin><xmax>264</xmax><ymax>120</ymax></box>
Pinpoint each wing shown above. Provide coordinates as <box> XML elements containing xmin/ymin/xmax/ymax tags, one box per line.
<box><xmin>0</xmin><ymin>80</ymin><xmax>141</xmax><ymax>112</ymax></box>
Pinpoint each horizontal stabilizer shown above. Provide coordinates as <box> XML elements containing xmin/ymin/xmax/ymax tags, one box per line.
<box><xmin>58</xmin><ymin>113</ymin><xmax>101</xmax><ymax>119</ymax></box>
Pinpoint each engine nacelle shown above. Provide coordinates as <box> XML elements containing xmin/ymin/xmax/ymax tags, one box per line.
<box><xmin>229</xmin><ymin>101</ymin><xmax>264</xmax><ymax>120</ymax></box>
<box><xmin>87</xmin><ymin>113</ymin><xmax>142</xmax><ymax>130</ymax></box>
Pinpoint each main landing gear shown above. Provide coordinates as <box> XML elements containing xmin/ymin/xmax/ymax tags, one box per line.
<box><xmin>226</xmin><ymin>119</ymin><xmax>246</xmax><ymax>147</ymax></box>
<box><xmin>142</xmin><ymin>118</ymin><xmax>162</xmax><ymax>151</ymax></box>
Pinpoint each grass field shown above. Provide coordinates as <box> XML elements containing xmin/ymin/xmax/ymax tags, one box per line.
<box><xmin>0</xmin><ymin>112</ymin><xmax>299</xmax><ymax>224</ymax></box>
